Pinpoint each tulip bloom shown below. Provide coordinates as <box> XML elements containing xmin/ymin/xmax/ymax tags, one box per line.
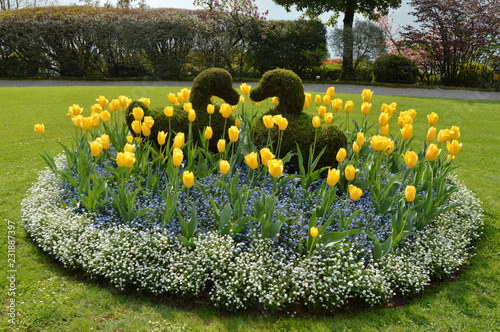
<box><xmin>427</xmin><ymin>112</ymin><xmax>439</xmax><ymax>126</ymax></box>
<box><xmin>176</xmin><ymin>92</ymin><xmax>185</xmax><ymax>103</ymax></box>
<box><xmin>336</xmin><ymin>148</ymin><xmax>347</xmax><ymax>163</ymax></box>
<box><xmin>97</xmin><ymin>95</ymin><xmax>108</xmax><ymax>108</ymax></box>
<box><xmin>245</xmin><ymin>152</ymin><xmax>259</xmax><ymax>170</ymax></box>
<box><xmin>141</xmin><ymin>123</ymin><xmax>151</xmax><ymax>137</ymax></box>
<box><xmin>235</xmin><ymin>118</ymin><xmax>241</xmax><ymax>128</ymax></box>
<box><xmin>324</xmin><ymin>112</ymin><xmax>333</xmax><ymax>124</ymax></box>
<box><xmin>317</xmin><ymin>105</ymin><xmax>327</xmax><ymax>117</ymax></box>
<box><xmin>217</xmin><ymin>139</ymin><xmax>226</xmax><ymax>153</ymax></box>
<box><xmin>277</xmin><ymin>117</ymin><xmax>288</xmax><ymax>131</ymax></box>
<box><xmin>312</xmin><ymin>116</ymin><xmax>321</xmax><ymax>128</ymax></box>
<box><xmin>172</xmin><ymin>148</ymin><xmax>183</xmax><ymax>166</ymax></box>
<box><xmin>400</xmin><ymin>124</ymin><xmax>413</xmax><ymax>140</ymax></box>
<box><xmin>361</xmin><ymin>102</ymin><xmax>371</xmax><ymax>115</ymax></box>
<box><xmin>272</xmin><ymin>96</ymin><xmax>280</xmax><ymax>105</ymax></box>
<box><xmin>268</xmin><ymin>159</ymin><xmax>284</xmax><ymax>178</ymax></box>
<box><xmin>437</xmin><ymin>129</ymin><xmax>452</xmax><ymax>143</ymax></box>
<box><xmin>314</xmin><ymin>94</ymin><xmax>322</xmax><ymax>105</ymax></box>
<box><xmin>143</xmin><ymin>116</ymin><xmax>154</xmax><ymax>128</ymax></box>
<box><xmin>91</xmin><ymin>104</ymin><xmax>102</xmax><ymax>114</ymax></box>
<box><xmin>326</xmin><ymin>168</ymin><xmax>340</xmax><ymax>187</ymax></box>
<box><xmin>81</xmin><ymin>117</ymin><xmax>92</xmax><ymax>131</ymax></box>
<box><xmin>181</xmin><ymin>88</ymin><xmax>190</xmax><ymax>100</ymax></box>
<box><xmin>379</xmin><ymin>112</ymin><xmax>389</xmax><ymax>126</ymax></box>
<box><xmin>116</xmin><ymin>151</ymin><xmax>135</xmax><ymax>168</ymax></box>
<box><xmin>427</xmin><ymin>127</ymin><xmax>437</xmax><ymax>142</ymax></box>
<box><xmin>260</xmin><ymin>148</ymin><xmax>275</xmax><ymax>166</ymax></box>
<box><xmin>188</xmin><ymin>109</ymin><xmax>196</xmax><ymax>122</ymax></box>
<box><xmin>240</xmin><ymin>83</ymin><xmax>251</xmax><ymax>95</ymax></box>
<box><xmin>132</xmin><ymin>107</ymin><xmax>144</xmax><ymax>121</ymax></box>
<box><xmin>157</xmin><ymin>131</ymin><xmax>167</xmax><ymax>146</ymax></box>
<box><xmin>100</xmin><ymin>110</ymin><xmax>111</xmax><ymax>122</ymax></box>
<box><xmin>263</xmin><ymin>115</ymin><xmax>274</xmax><ymax>129</ymax></box>
<box><xmin>182</xmin><ymin>170</ymin><xmax>195</xmax><ymax>188</ymax></box>
<box><xmin>447</xmin><ymin>140</ymin><xmax>462</xmax><ymax>155</ymax></box>
<box><xmin>173</xmin><ymin>132</ymin><xmax>185</xmax><ymax>148</ymax></box>
<box><xmin>356</xmin><ymin>132</ymin><xmax>365</xmax><ymax>147</ymax></box>
<box><xmin>402</xmin><ymin>151</ymin><xmax>418</xmax><ymax>168</ymax></box>
<box><xmin>425</xmin><ymin>143</ymin><xmax>441</xmax><ymax>161</ymax></box>
<box><xmin>228</xmin><ymin>126</ymin><xmax>240</xmax><ymax>142</ymax></box>
<box><xmin>310</xmin><ymin>227</ymin><xmax>319</xmax><ymax>238</ymax></box>
<box><xmin>138</xmin><ymin>98</ymin><xmax>151</xmax><ymax>107</ymax></box>
<box><xmin>361</xmin><ymin>89</ymin><xmax>373</xmax><ymax>102</ymax></box>
<box><xmin>91</xmin><ymin>114</ymin><xmax>100</xmax><ymax>127</ymax></box>
<box><xmin>34</xmin><ymin>123</ymin><xmax>45</xmax><ymax>135</ymax></box>
<box><xmin>450</xmin><ymin>126</ymin><xmax>460</xmax><ymax>140</ymax></box>
<box><xmin>370</xmin><ymin>135</ymin><xmax>392</xmax><ymax>151</ymax></box>
<box><xmin>332</xmin><ymin>98</ymin><xmax>342</xmax><ymax>112</ymax></box>
<box><xmin>220</xmin><ymin>103</ymin><xmax>232</xmax><ymax>118</ymax></box>
<box><xmin>326</xmin><ymin>86</ymin><xmax>335</xmax><ymax>98</ymax></box>
<box><xmin>352</xmin><ymin>142</ymin><xmax>361</xmax><ymax>153</ymax></box>
<box><xmin>379</xmin><ymin>125</ymin><xmax>389</xmax><ymax>136</ymax></box>
<box><xmin>204</xmin><ymin>126</ymin><xmax>213</xmax><ymax>140</ymax></box>
<box><xmin>405</xmin><ymin>185</ymin><xmax>416</xmax><ymax>202</ymax></box>
<box><xmin>345</xmin><ymin>164</ymin><xmax>357</xmax><ymax>181</ymax></box>
<box><xmin>164</xmin><ymin>106</ymin><xmax>174</xmax><ymax>117</ymax></box>
<box><xmin>323</xmin><ymin>94</ymin><xmax>331</xmax><ymax>106</ymax></box>
<box><xmin>100</xmin><ymin>134</ymin><xmax>110</xmax><ymax>149</ymax></box>
<box><xmin>344</xmin><ymin>100</ymin><xmax>354</xmax><ymax>113</ymax></box>
<box><xmin>90</xmin><ymin>140</ymin><xmax>103</xmax><ymax>157</ymax></box>
<box><xmin>168</xmin><ymin>93</ymin><xmax>178</xmax><ymax>105</ymax></box>
<box><xmin>124</xmin><ymin>143</ymin><xmax>134</xmax><ymax>153</ymax></box>
<box><xmin>183</xmin><ymin>102</ymin><xmax>193</xmax><ymax>112</ymax></box>
<box><xmin>348</xmin><ymin>185</ymin><xmax>363</xmax><ymax>201</ymax></box>
<box><xmin>219</xmin><ymin>160</ymin><xmax>230</xmax><ymax>175</ymax></box>
<box><xmin>207</xmin><ymin>104</ymin><xmax>215</xmax><ymax>115</ymax></box>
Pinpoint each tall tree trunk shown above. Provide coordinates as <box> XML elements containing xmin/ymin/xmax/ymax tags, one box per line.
<box><xmin>341</xmin><ymin>5</ymin><xmax>355</xmax><ymax>81</ymax></box>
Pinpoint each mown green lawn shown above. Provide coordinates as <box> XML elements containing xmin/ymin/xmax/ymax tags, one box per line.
<box><xmin>1</xmin><ymin>85</ymin><xmax>499</xmax><ymax>331</ymax></box>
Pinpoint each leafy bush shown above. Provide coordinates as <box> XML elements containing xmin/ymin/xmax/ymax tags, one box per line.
<box><xmin>373</xmin><ymin>54</ymin><xmax>420</xmax><ymax>84</ymax></box>
<box><xmin>457</xmin><ymin>62</ymin><xmax>492</xmax><ymax>88</ymax></box>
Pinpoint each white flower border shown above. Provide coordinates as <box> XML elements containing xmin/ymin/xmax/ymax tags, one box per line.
<box><xmin>22</xmin><ymin>158</ymin><xmax>484</xmax><ymax>312</ymax></box>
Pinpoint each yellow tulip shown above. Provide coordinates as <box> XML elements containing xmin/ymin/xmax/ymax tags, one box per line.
<box><xmin>34</xmin><ymin>123</ymin><xmax>45</xmax><ymax>135</ymax></box>
<box><xmin>317</xmin><ymin>105</ymin><xmax>327</xmax><ymax>117</ymax></box>
<box><xmin>157</xmin><ymin>131</ymin><xmax>167</xmax><ymax>146</ymax></box>
<box><xmin>100</xmin><ymin>110</ymin><xmax>111</xmax><ymax>122</ymax></box>
<box><xmin>344</xmin><ymin>100</ymin><xmax>354</xmax><ymax>113</ymax></box>
<box><xmin>239</xmin><ymin>96</ymin><xmax>245</xmax><ymax>104</ymax></box>
<box><xmin>370</xmin><ymin>135</ymin><xmax>391</xmax><ymax>151</ymax></box>
<box><xmin>356</xmin><ymin>132</ymin><xmax>365</xmax><ymax>147</ymax></box>
<box><xmin>181</xmin><ymin>88</ymin><xmax>190</xmax><ymax>100</ymax></box>
<box><xmin>97</xmin><ymin>95</ymin><xmax>108</xmax><ymax>108</ymax></box>
<box><xmin>323</xmin><ymin>94</ymin><xmax>331</xmax><ymax>106</ymax></box>
<box><xmin>379</xmin><ymin>112</ymin><xmax>389</xmax><ymax>126</ymax></box>
<box><xmin>188</xmin><ymin>109</ymin><xmax>196</xmax><ymax>122</ymax></box>
<box><xmin>172</xmin><ymin>148</ymin><xmax>183</xmax><ymax>166</ymax></box>
<box><xmin>91</xmin><ymin>103</ymin><xmax>102</xmax><ymax>114</ymax></box>
<box><xmin>168</xmin><ymin>93</ymin><xmax>178</xmax><ymax>105</ymax></box>
<box><xmin>91</xmin><ymin>114</ymin><xmax>100</xmax><ymax>127</ymax></box>
<box><xmin>228</xmin><ymin>125</ymin><xmax>240</xmax><ymax>142</ymax></box>
<box><xmin>138</xmin><ymin>98</ymin><xmax>151</xmax><ymax>107</ymax></box>
<box><xmin>305</xmin><ymin>93</ymin><xmax>312</xmax><ymax>103</ymax></box>
<box><xmin>405</xmin><ymin>185</ymin><xmax>416</xmax><ymax>202</ymax></box>
<box><xmin>402</xmin><ymin>151</ymin><xmax>418</xmax><ymax>168</ymax></box>
<box><xmin>244</xmin><ymin>152</ymin><xmax>259</xmax><ymax>170</ymax></box>
<box><xmin>447</xmin><ymin>140</ymin><xmax>462</xmax><ymax>155</ymax></box>
<box><xmin>310</xmin><ymin>226</ymin><xmax>319</xmax><ymax>238</ymax></box>
<box><xmin>173</xmin><ymin>132</ymin><xmax>185</xmax><ymax>148</ymax></box>
<box><xmin>131</xmin><ymin>120</ymin><xmax>142</xmax><ymax>134</ymax></box>
<box><xmin>270</xmin><ymin>96</ymin><xmax>278</xmax><ymax>105</ymax></box>
<box><xmin>177</xmin><ymin>92</ymin><xmax>185</xmax><ymax>104</ymax></box>
<box><xmin>361</xmin><ymin>102</ymin><xmax>371</xmax><ymax>115</ymax></box>
<box><xmin>217</xmin><ymin>139</ymin><xmax>226</xmax><ymax>153</ymax></box>
<box><xmin>385</xmin><ymin>140</ymin><xmax>395</xmax><ymax>156</ymax></box>
<box><xmin>126</xmin><ymin>135</ymin><xmax>133</xmax><ymax>143</ymax></box>
<box><xmin>81</xmin><ymin>117</ymin><xmax>92</xmax><ymax>131</ymax></box>
<box><xmin>336</xmin><ymin>148</ymin><xmax>347</xmax><ymax>163</ymax></box>
<box><xmin>260</xmin><ymin>148</ymin><xmax>275</xmax><ymax>167</ymax></box>
<box><xmin>303</xmin><ymin>99</ymin><xmax>310</xmax><ymax>109</ymax></box>
<box><xmin>263</xmin><ymin>115</ymin><xmax>274</xmax><ymax>129</ymax></box>
<box><xmin>450</xmin><ymin>126</ymin><xmax>460</xmax><ymax>140</ymax></box>
<box><xmin>183</xmin><ymin>102</ymin><xmax>193</xmax><ymax>112</ymax></box>
<box><xmin>345</xmin><ymin>164</ymin><xmax>357</xmax><ymax>181</ymax></box>
<box><xmin>124</xmin><ymin>143</ymin><xmax>134</xmax><ymax>153</ymax></box>
<box><xmin>314</xmin><ymin>94</ymin><xmax>321</xmax><ymax>105</ymax></box>
<box><xmin>278</xmin><ymin>117</ymin><xmax>288</xmax><ymax>131</ymax></box>
<box><xmin>361</xmin><ymin>89</ymin><xmax>373</xmax><ymax>102</ymax></box>
<box><xmin>324</xmin><ymin>112</ymin><xmax>333</xmax><ymax>124</ymax></box>
<box><xmin>204</xmin><ymin>126</ymin><xmax>213</xmax><ymax>140</ymax></box>
<box><xmin>90</xmin><ymin>140</ymin><xmax>103</xmax><ymax>157</ymax></box>
<box><xmin>379</xmin><ymin>124</ymin><xmax>389</xmax><ymax>136</ymax></box>
<box><xmin>108</xmin><ymin>99</ymin><xmax>120</xmax><ymax>112</ymax></box>
<box><xmin>268</xmin><ymin>159</ymin><xmax>284</xmax><ymax>178</ymax></box>
<box><xmin>116</xmin><ymin>151</ymin><xmax>135</xmax><ymax>168</ymax></box>
<box><xmin>326</xmin><ymin>168</ymin><xmax>340</xmax><ymax>187</ymax></box>
<box><xmin>427</xmin><ymin>112</ymin><xmax>439</xmax><ymax>126</ymax></box>
<box><xmin>182</xmin><ymin>170</ymin><xmax>195</xmax><ymax>188</ymax></box>
<box><xmin>437</xmin><ymin>129</ymin><xmax>452</xmax><ymax>143</ymax></box>
<box><xmin>425</xmin><ymin>143</ymin><xmax>441</xmax><ymax>161</ymax></box>
<box><xmin>332</xmin><ymin>98</ymin><xmax>342</xmax><ymax>112</ymax></box>
<box><xmin>273</xmin><ymin>114</ymin><xmax>282</xmax><ymax>126</ymax></box>
<box><xmin>100</xmin><ymin>134</ymin><xmax>110</xmax><ymax>149</ymax></box>
<box><xmin>407</xmin><ymin>109</ymin><xmax>417</xmax><ymax>119</ymax></box>
<box><xmin>400</xmin><ymin>124</ymin><xmax>413</xmax><ymax>140</ymax></box>
<box><xmin>219</xmin><ymin>160</ymin><xmax>230</xmax><ymax>175</ymax></box>
<box><xmin>164</xmin><ymin>106</ymin><xmax>174</xmax><ymax>117</ymax></box>
<box><xmin>312</xmin><ymin>115</ymin><xmax>321</xmax><ymax>128</ymax></box>
<box><xmin>220</xmin><ymin>103</ymin><xmax>232</xmax><ymax>118</ymax></box>
<box><xmin>348</xmin><ymin>184</ymin><xmax>363</xmax><ymax>201</ymax></box>
<box><xmin>326</xmin><ymin>86</ymin><xmax>335</xmax><ymax>98</ymax></box>
<box><xmin>427</xmin><ymin>127</ymin><xmax>437</xmax><ymax>142</ymax></box>
<box><xmin>207</xmin><ymin>104</ymin><xmax>215</xmax><ymax>115</ymax></box>
<box><xmin>240</xmin><ymin>83</ymin><xmax>251</xmax><ymax>95</ymax></box>
<box><xmin>143</xmin><ymin>116</ymin><xmax>154</xmax><ymax>128</ymax></box>
<box><xmin>352</xmin><ymin>142</ymin><xmax>361</xmax><ymax>153</ymax></box>
<box><xmin>235</xmin><ymin>118</ymin><xmax>241</xmax><ymax>128</ymax></box>
<box><xmin>118</xmin><ymin>95</ymin><xmax>131</xmax><ymax>110</ymax></box>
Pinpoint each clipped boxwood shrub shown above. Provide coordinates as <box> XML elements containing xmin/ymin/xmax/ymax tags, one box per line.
<box><xmin>373</xmin><ymin>54</ymin><xmax>419</xmax><ymax>84</ymax></box>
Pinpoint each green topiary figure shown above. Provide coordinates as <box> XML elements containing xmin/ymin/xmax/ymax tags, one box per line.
<box><xmin>125</xmin><ymin>68</ymin><xmax>240</xmax><ymax>151</ymax></box>
<box><xmin>250</xmin><ymin>68</ymin><xmax>347</xmax><ymax>169</ymax></box>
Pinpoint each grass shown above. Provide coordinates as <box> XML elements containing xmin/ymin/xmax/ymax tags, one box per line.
<box><xmin>1</xmin><ymin>85</ymin><xmax>499</xmax><ymax>331</ymax></box>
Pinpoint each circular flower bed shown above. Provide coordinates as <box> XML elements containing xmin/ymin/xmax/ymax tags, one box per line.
<box><xmin>24</xmin><ymin>86</ymin><xmax>483</xmax><ymax>312</ymax></box>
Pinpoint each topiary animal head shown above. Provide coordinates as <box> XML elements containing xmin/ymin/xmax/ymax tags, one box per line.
<box><xmin>190</xmin><ymin>68</ymin><xmax>240</xmax><ymax>111</ymax></box>
<box><xmin>250</xmin><ymin>68</ymin><xmax>305</xmax><ymax>115</ymax></box>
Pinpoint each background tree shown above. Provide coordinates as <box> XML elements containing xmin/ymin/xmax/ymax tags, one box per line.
<box><xmin>271</xmin><ymin>0</ymin><xmax>402</xmax><ymax>80</ymax></box>
<box><xmin>401</xmin><ymin>0</ymin><xmax>500</xmax><ymax>86</ymax></box>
